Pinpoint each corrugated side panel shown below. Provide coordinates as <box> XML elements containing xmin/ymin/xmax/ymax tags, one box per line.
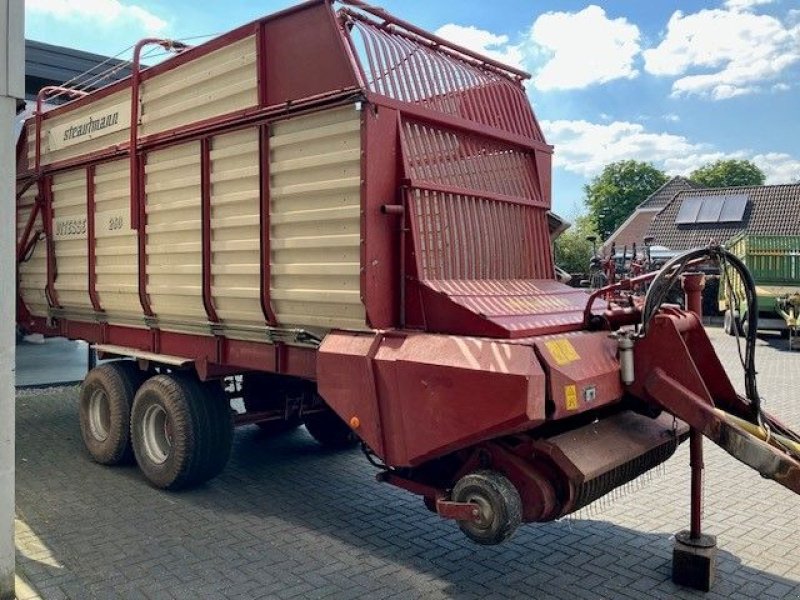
<box><xmin>94</xmin><ymin>159</ymin><xmax>141</xmax><ymax>322</ymax></box>
<box><xmin>270</xmin><ymin>105</ymin><xmax>366</xmax><ymax>330</ymax></box>
<box><xmin>140</xmin><ymin>36</ymin><xmax>258</xmax><ymax>137</ymax></box>
<box><xmin>745</xmin><ymin>235</ymin><xmax>800</xmax><ymax>284</ymax></box>
<box><xmin>17</xmin><ymin>185</ymin><xmax>48</xmax><ymax>317</ymax></box>
<box><xmin>144</xmin><ymin>141</ymin><xmax>207</xmax><ymax>330</ymax></box>
<box><xmin>210</xmin><ymin>128</ymin><xmax>262</xmax><ymax>330</ymax></box>
<box><xmin>29</xmin><ymin>88</ymin><xmax>131</xmax><ymax>168</ymax></box>
<box><xmin>51</xmin><ymin>169</ymin><xmax>91</xmax><ymax>316</ymax></box>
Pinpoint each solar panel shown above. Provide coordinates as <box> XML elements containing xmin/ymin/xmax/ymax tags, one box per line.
<box><xmin>675</xmin><ymin>194</ymin><xmax>749</xmax><ymax>224</ymax></box>
<box><xmin>675</xmin><ymin>197</ymin><xmax>703</xmax><ymax>224</ymax></box>
<box><xmin>697</xmin><ymin>197</ymin><xmax>724</xmax><ymax>222</ymax></box>
<box><xmin>718</xmin><ymin>193</ymin><xmax>748</xmax><ymax>222</ymax></box>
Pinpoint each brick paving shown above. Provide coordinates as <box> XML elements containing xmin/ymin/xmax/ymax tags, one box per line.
<box><xmin>13</xmin><ymin>327</ymin><xmax>800</xmax><ymax>599</ymax></box>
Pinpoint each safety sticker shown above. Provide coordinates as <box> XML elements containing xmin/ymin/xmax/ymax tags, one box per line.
<box><xmin>545</xmin><ymin>338</ymin><xmax>580</xmax><ymax>366</ymax></box>
<box><xmin>565</xmin><ymin>384</ymin><xmax>578</xmax><ymax>411</ymax></box>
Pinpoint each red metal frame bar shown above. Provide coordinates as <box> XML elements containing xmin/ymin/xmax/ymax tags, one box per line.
<box><xmin>29</xmin><ymin>0</ymin><xmax>334</xmax><ymax>126</ymax></box>
<box><xmin>136</xmin><ymin>155</ymin><xmax>154</xmax><ymax>318</ymax></box>
<box><xmin>404</xmin><ymin>180</ymin><xmax>537</xmax><ymax>209</ymax></box>
<box><xmin>370</xmin><ymin>93</ymin><xmax>551</xmax><ymax>155</ymax></box>
<box><xmin>17</xmin><ymin>200</ymin><xmax>41</xmax><ymax>263</ymax></box>
<box><xmin>200</xmin><ymin>137</ymin><xmax>219</xmax><ymax>323</ymax></box>
<box><xmin>21</xmin><ymin>88</ymin><xmax>362</xmax><ymax>181</ymax></box>
<box><xmin>256</xmin><ymin>22</ymin><xmax>268</xmax><ymax>106</ymax></box>
<box><xmin>86</xmin><ymin>165</ymin><xmax>103</xmax><ymax>313</ymax></box>
<box><xmin>15</xmin><ymin>178</ymin><xmax>36</xmax><ymax>203</ymax></box>
<box><xmin>41</xmin><ymin>177</ymin><xmax>60</xmax><ymax>309</ymax></box>
<box><xmin>129</xmin><ymin>38</ymin><xmax>189</xmax><ymax>230</ymax></box>
<box><xmin>34</xmin><ymin>86</ymin><xmax>89</xmax><ymax>174</ymax></box>
<box><xmin>689</xmin><ymin>429</ymin><xmax>704</xmax><ymax>539</ymax></box>
<box><xmin>258</xmin><ymin>124</ymin><xmax>278</xmax><ymax>325</ymax></box>
<box><xmin>338</xmin><ymin>2</ymin><xmax>530</xmax><ymax>80</ymax></box>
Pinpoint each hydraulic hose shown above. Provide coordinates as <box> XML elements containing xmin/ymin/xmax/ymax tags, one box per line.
<box><xmin>640</xmin><ymin>245</ymin><xmax>761</xmax><ymax>423</ymax></box>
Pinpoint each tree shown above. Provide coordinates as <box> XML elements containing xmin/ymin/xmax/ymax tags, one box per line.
<box><xmin>689</xmin><ymin>159</ymin><xmax>765</xmax><ymax>188</ymax></box>
<box><xmin>584</xmin><ymin>160</ymin><xmax>667</xmax><ymax>240</ymax></box>
<box><xmin>554</xmin><ymin>214</ymin><xmax>597</xmax><ymax>274</ymax></box>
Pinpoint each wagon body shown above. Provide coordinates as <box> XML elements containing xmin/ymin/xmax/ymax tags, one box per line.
<box><xmin>17</xmin><ymin>0</ymin><xmax>578</xmax><ymax>468</ymax></box>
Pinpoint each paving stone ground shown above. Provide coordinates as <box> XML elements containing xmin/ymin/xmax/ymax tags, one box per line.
<box><xmin>13</xmin><ymin>327</ymin><xmax>800</xmax><ymax>599</ymax></box>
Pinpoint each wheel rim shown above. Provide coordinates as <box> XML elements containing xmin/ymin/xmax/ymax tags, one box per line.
<box><xmin>141</xmin><ymin>404</ymin><xmax>172</xmax><ymax>465</ymax></box>
<box><xmin>463</xmin><ymin>492</ymin><xmax>495</xmax><ymax>532</ymax></box>
<box><xmin>88</xmin><ymin>389</ymin><xmax>111</xmax><ymax>442</ymax></box>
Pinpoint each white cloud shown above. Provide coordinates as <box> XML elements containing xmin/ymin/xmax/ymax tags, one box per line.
<box><xmin>723</xmin><ymin>0</ymin><xmax>774</xmax><ymax>11</ymax></box>
<box><xmin>542</xmin><ymin>119</ymin><xmax>800</xmax><ymax>184</ymax></box>
<box><xmin>643</xmin><ymin>8</ymin><xmax>800</xmax><ymax>99</ymax></box>
<box><xmin>434</xmin><ymin>24</ymin><xmax>524</xmax><ymax>70</ymax></box>
<box><xmin>27</xmin><ymin>0</ymin><xmax>167</xmax><ymax>34</ymax></box>
<box><xmin>529</xmin><ymin>6</ymin><xmax>641</xmax><ymax>91</ymax></box>
<box><xmin>542</xmin><ymin>119</ymin><xmax>705</xmax><ymax>177</ymax></box>
<box><xmin>752</xmin><ymin>153</ymin><xmax>800</xmax><ymax>184</ymax></box>
<box><xmin>664</xmin><ymin>114</ymin><xmax>681</xmax><ymax>122</ymax></box>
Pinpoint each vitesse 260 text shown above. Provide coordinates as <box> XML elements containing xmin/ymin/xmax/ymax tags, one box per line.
<box><xmin>55</xmin><ymin>217</ymin><xmax>87</xmax><ymax>237</ymax></box>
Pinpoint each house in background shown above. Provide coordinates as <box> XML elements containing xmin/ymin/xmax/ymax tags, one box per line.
<box><xmin>646</xmin><ymin>183</ymin><xmax>800</xmax><ymax>252</ymax></box>
<box><xmin>603</xmin><ymin>176</ymin><xmax>697</xmax><ymax>253</ymax></box>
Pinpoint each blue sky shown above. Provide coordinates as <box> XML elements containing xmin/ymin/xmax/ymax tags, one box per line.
<box><xmin>26</xmin><ymin>0</ymin><xmax>800</xmax><ymax>218</ymax></box>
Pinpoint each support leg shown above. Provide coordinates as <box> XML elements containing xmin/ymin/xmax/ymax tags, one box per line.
<box><xmin>672</xmin><ymin>429</ymin><xmax>717</xmax><ymax>591</ymax></box>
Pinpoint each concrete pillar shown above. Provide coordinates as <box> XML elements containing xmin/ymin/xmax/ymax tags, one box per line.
<box><xmin>0</xmin><ymin>98</ymin><xmax>15</xmax><ymax>599</ymax></box>
<box><xmin>1</xmin><ymin>2</ymin><xmax>24</xmax><ymax>598</ymax></box>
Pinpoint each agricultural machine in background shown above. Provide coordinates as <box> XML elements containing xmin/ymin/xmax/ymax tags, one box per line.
<box><xmin>721</xmin><ymin>233</ymin><xmax>800</xmax><ymax>345</ymax></box>
<box><xmin>14</xmin><ymin>0</ymin><xmax>800</xmax><ymax>591</ymax></box>
<box><xmin>777</xmin><ymin>293</ymin><xmax>800</xmax><ymax>349</ymax></box>
<box><xmin>584</xmin><ymin>236</ymin><xmax>660</xmax><ymax>298</ymax></box>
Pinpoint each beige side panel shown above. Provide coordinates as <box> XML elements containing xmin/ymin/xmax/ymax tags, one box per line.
<box><xmin>145</xmin><ymin>142</ymin><xmax>207</xmax><ymax>328</ymax></box>
<box><xmin>94</xmin><ymin>159</ymin><xmax>141</xmax><ymax>320</ymax></box>
<box><xmin>17</xmin><ymin>185</ymin><xmax>48</xmax><ymax>318</ymax></box>
<box><xmin>51</xmin><ymin>169</ymin><xmax>91</xmax><ymax>315</ymax></box>
<box><xmin>270</xmin><ymin>105</ymin><xmax>366</xmax><ymax>330</ymax></box>
<box><xmin>29</xmin><ymin>89</ymin><xmax>131</xmax><ymax>168</ymax></box>
<box><xmin>210</xmin><ymin>128</ymin><xmax>262</xmax><ymax>327</ymax></box>
<box><xmin>140</xmin><ymin>36</ymin><xmax>258</xmax><ymax>137</ymax></box>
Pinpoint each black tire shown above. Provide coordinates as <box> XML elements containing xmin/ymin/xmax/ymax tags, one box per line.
<box><xmin>131</xmin><ymin>374</ymin><xmax>233</xmax><ymax>490</ymax></box>
<box><xmin>451</xmin><ymin>470</ymin><xmax>522</xmax><ymax>546</ymax></box>
<box><xmin>79</xmin><ymin>361</ymin><xmax>144</xmax><ymax>465</ymax></box>
<box><xmin>303</xmin><ymin>409</ymin><xmax>358</xmax><ymax>449</ymax></box>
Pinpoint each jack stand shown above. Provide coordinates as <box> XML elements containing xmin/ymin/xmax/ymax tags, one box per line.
<box><xmin>672</xmin><ymin>429</ymin><xmax>717</xmax><ymax>591</ymax></box>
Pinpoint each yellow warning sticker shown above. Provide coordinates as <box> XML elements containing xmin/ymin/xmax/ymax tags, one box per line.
<box><xmin>565</xmin><ymin>384</ymin><xmax>579</xmax><ymax>411</ymax></box>
<box><xmin>545</xmin><ymin>338</ymin><xmax>580</xmax><ymax>366</ymax></box>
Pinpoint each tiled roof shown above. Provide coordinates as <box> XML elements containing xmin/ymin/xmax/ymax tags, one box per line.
<box><xmin>604</xmin><ymin>208</ymin><xmax>659</xmax><ymax>251</ymax></box>
<box><xmin>646</xmin><ymin>183</ymin><xmax>800</xmax><ymax>251</ymax></box>
<box><xmin>638</xmin><ymin>176</ymin><xmax>698</xmax><ymax>209</ymax></box>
